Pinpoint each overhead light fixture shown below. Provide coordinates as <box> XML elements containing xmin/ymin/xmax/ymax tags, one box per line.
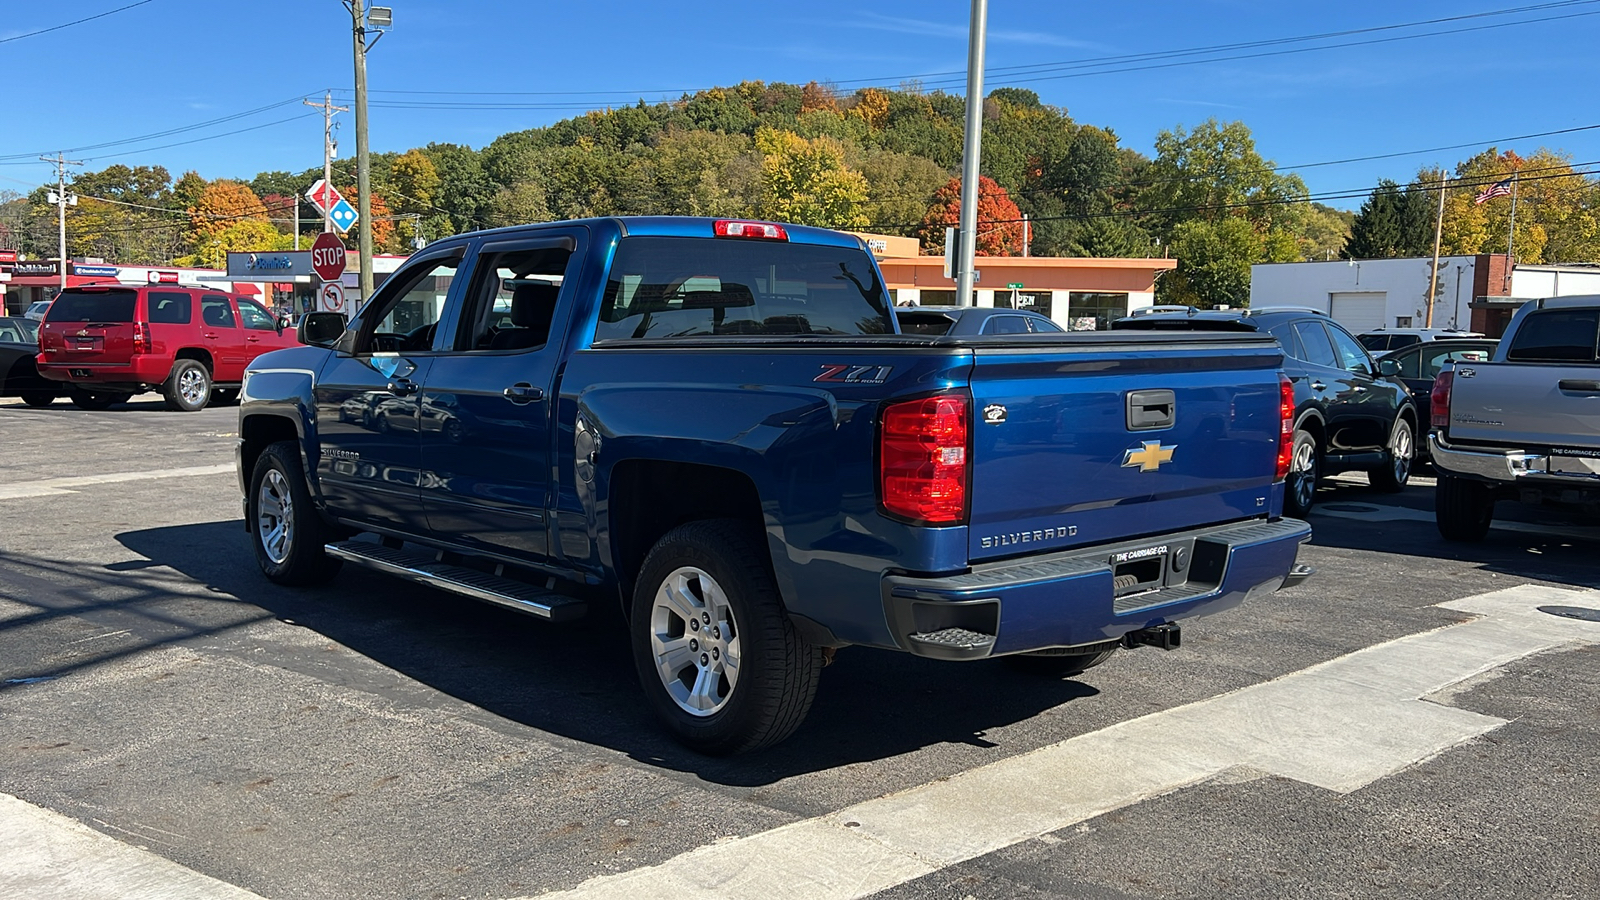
<box><xmin>367</xmin><ymin>6</ymin><xmax>392</xmax><ymax>27</ymax></box>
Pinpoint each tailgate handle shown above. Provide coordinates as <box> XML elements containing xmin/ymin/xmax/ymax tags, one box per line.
<box><xmin>1127</xmin><ymin>389</ymin><xmax>1176</xmax><ymax>431</ymax></box>
<box><xmin>1558</xmin><ymin>379</ymin><xmax>1600</xmax><ymax>393</ymax></box>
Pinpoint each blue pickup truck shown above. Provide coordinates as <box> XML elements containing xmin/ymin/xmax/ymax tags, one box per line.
<box><xmin>237</xmin><ymin>217</ymin><xmax>1311</xmax><ymax>753</ymax></box>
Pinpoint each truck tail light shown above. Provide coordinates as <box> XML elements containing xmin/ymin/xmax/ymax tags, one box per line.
<box><xmin>132</xmin><ymin>321</ymin><xmax>151</xmax><ymax>355</ymax></box>
<box><xmin>713</xmin><ymin>220</ymin><xmax>788</xmax><ymax>241</ymax></box>
<box><xmin>880</xmin><ymin>394</ymin><xmax>969</xmax><ymax>524</ymax></box>
<box><xmin>1430</xmin><ymin>369</ymin><xmax>1453</xmax><ymax>431</ymax></box>
<box><xmin>1276</xmin><ymin>374</ymin><xmax>1294</xmax><ymax>482</ymax></box>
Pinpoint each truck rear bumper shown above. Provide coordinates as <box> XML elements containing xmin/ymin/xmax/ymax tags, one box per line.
<box><xmin>881</xmin><ymin>517</ymin><xmax>1311</xmax><ymax>661</ymax></box>
<box><xmin>1430</xmin><ymin>434</ymin><xmax>1600</xmax><ymax>485</ymax></box>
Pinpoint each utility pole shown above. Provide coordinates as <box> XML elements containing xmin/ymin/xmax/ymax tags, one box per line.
<box><xmin>42</xmin><ymin>153</ymin><xmax>82</xmax><ymax>291</ymax></box>
<box><xmin>1022</xmin><ymin>213</ymin><xmax>1030</xmax><ymax>258</ymax></box>
<box><xmin>303</xmin><ymin>92</ymin><xmax>348</xmax><ymax>236</ymax></box>
<box><xmin>350</xmin><ymin>0</ymin><xmax>374</xmax><ymax>303</ymax></box>
<box><xmin>954</xmin><ymin>0</ymin><xmax>988</xmax><ymax>306</ymax></box>
<box><xmin>1426</xmin><ymin>177</ymin><xmax>1447</xmax><ymax>328</ymax></box>
<box><xmin>1505</xmin><ymin>171</ymin><xmax>1520</xmax><ymax>292</ymax></box>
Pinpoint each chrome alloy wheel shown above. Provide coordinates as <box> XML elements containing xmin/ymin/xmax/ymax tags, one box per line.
<box><xmin>649</xmin><ymin>566</ymin><xmax>741</xmax><ymax>717</ymax></box>
<box><xmin>1390</xmin><ymin>423</ymin><xmax>1414</xmax><ymax>483</ymax></box>
<box><xmin>256</xmin><ymin>469</ymin><xmax>294</xmax><ymax>565</ymax></box>
<box><xmin>178</xmin><ymin>366</ymin><xmax>208</xmax><ymax>406</ymax></box>
<box><xmin>1290</xmin><ymin>436</ymin><xmax>1317</xmax><ymax>511</ymax></box>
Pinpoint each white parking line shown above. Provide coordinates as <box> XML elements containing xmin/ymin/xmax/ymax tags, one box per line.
<box><xmin>0</xmin><ymin>793</ymin><xmax>265</xmax><ymax>900</ymax></box>
<box><xmin>0</xmin><ymin>465</ymin><xmax>233</xmax><ymax>501</ymax></box>
<box><xmin>533</xmin><ymin>584</ymin><xmax>1600</xmax><ymax>900</ymax></box>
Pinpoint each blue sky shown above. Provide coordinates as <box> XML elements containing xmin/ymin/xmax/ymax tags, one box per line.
<box><xmin>2</xmin><ymin>0</ymin><xmax>1598</xmax><ymax>210</ymax></box>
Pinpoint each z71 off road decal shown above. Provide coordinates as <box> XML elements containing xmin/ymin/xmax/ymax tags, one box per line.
<box><xmin>814</xmin><ymin>364</ymin><xmax>893</xmax><ymax>385</ymax></box>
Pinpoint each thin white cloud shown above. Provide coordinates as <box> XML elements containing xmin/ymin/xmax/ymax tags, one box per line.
<box><xmin>850</xmin><ymin>12</ymin><xmax>1108</xmax><ymax>50</ymax></box>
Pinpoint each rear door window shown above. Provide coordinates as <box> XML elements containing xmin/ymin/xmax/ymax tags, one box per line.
<box><xmin>1291</xmin><ymin>320</ymin><xmax>1339</xmax><ymax>369</ymax></box>
<box><xmin>1267</xmin><ymin>323</ymin><xmax>1306</xmax><ymax>361</ymax></box>
<box><xmin>201</xmin><ymin>295</ymin><xmax>237</xmax><ymax>328</ymax></box>
<box><xmin>45</xmin><ymin>289</ymin><xmax>137</xmax><ymax>323</ymax></box>
<box><xmin>147</xmin><ymin>291</ymin><xmax>192</xmax><ymax>324</ymax></box>
<box><xmin>983</xmin><ymin>315</ymin><xmax>1030</xmax><ymax>335</ymax></box>
<box><xmin>1506</xmin><ymin>310</ymin><xmax>1600</xmax><ymax>362</ymax></box>
<box><xmin>596</xmin><ymin>237</ymin><xmax>892</xmax><ymax>340</ymax></box>
<box><xmin>896</xmin><ymin>312</ymin><xmax>955</xmax><ymax>335</ymax></box>
<box><xmin>1028</xmin><ymin>317</ymin><xmax>1064</xmax><ymax>333</ymax></box>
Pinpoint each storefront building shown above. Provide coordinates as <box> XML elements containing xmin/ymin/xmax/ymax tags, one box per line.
<box><xmin>853</xmin><ymin>233</ymin><xmax>1175</xmax><ymax>330</ymax></box>
<box><xmin>1</xmin><ymin>259</ymin><xmax>270</xmax><ymax>315</ymax></box>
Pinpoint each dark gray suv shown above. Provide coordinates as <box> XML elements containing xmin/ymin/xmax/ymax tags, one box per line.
<box><xmin>1113</xmin><ymin>306</ymin><xmax>1418</xmax><ymax>516</ymax></box>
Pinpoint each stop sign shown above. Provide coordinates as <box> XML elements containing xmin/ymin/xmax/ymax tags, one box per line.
<box><xmin>311</xmin><ymin>232</ymin><xmax>347</xmax><ymax>282</ymax></box>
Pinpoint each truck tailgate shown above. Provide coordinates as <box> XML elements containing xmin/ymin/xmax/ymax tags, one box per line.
<box><xmin>1448</xmin><ymin>363</ymin><xmax>1600</xmax><ymax>451</ymax></box>
<box><xmin>964</xmin><ymin>333</ymin><xmax>1285</xmax><ymax>563</ymax></box>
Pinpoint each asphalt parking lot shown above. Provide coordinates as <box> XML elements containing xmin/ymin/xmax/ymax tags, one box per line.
<box><xmin>1</xmin><ymin>396</ymin><xmax>1596</xmax><ymax>900</ymax></box>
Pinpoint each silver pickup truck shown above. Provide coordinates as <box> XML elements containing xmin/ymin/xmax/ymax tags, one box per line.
<box><xmin>1429</xmin><ymin>295</ymin><xmax>1600</xmax><ymax>540</ymax></box>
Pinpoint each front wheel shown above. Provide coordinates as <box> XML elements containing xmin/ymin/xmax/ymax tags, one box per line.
<box><xmin>1284</xmin><ymin>429</ymin><xmax>1320</xmax><ymax>518</ymax></box>
<box><xmin>163</xmin><ymin>359</ymin><xmax>212</xmax><ymax>411</ymax></box>
<box><xmin>1370</xmin><ymin>418</ymin><xmax>1414</xmax><ymax>492</ymax></box>
<box><xmin>1436</xmin><ymin>475</ymin><xmax>1494</xmax><ymax>542</ymax></box>
<box><xmin>250</xmin><ymin>441</ymin><xmax>342</xmax><ymax>585</ymax></box>
<box><xmin>631</xmin><ymin>519</ymin><xmax>820</xmax><ymax>755</ymax></box>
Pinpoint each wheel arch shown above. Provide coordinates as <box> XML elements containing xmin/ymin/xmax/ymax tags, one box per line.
<box><xmin>239</xmin><ymin>413</ymin><xmax>306</xmax><ymax>505</ymax></box>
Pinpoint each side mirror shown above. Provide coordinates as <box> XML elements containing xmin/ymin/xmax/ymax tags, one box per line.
<box><xmin>1377</xmin><ymin>358</ymin><xmax>1401</xmax><ymax>377</ymax></box>
<box><xmin>298</xmin><ymin>311</ymin><xmax>348</xmax><ymax>348</ymax></box>
<box><xmin>274</xmin><ymin>313</ymin><xmax>292</xmax><ymax>335</ymax></box>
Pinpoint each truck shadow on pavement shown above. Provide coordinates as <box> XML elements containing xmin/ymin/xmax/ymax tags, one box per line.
<box><xmin>80</xmin><ymin>520</ymin><xmax>1102</xmax><ymax>785</ymax></box>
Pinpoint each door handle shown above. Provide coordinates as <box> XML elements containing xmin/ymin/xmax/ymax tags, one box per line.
<box><xmin>503</xmin><ymin>382</ymin><xmax>543</xmax><ymax>404</ymax></box>
<box><xmin>1310</xmin><ymin>381</ymin><xmax>1327</xmax><ymax>391</ymax></box>
<box><xmin>1351</xmin><ymin>385</ymin><xmax>1367</xmax><ymax>393</ymax></box>
<box><xmin>1558</xmin><ymin>379</ymin><xmax>1600</xmax><ymax>393</ymax></box>
<box><xmin>387</xmin><ymin>378</ymin><xmax>419</xmax><ymax>396</ymax></box>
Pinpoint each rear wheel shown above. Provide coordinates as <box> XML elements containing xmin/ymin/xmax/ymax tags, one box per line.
<box><xmin>1284</xmin><ymin>429</ymin><xmax>1320</xmax><ymax>517</ymax></box>
<box><xmin>1436</xmin><ymin>475</ymin><xmax>1494</xmax><ymax>542</ymax></box>
<box><xmin>1370</xmin><ymin>418</ymin><xmax>1414</xmax><ymax>492</ymax></box>
<box><xmin>1005</xmin><ymin>647</ymin><xmax>1117</xmax><ymax>677</ymax></box>
<box><xmin>19</xmin><ymin>390</ymin><xmax>57</xmax><ymax>408</ymax></box>
<box><xmin>250</xmin><ymin>441</ymin><xmax>342</xmax><ymax>585</ymax></box>
<box><xmin>631</xmin><ymin>519</ymin><xmax>820</xmax><ymax>755</ymax></box>
<box><xmin>69</xmin><ymin>389</ymin><xmax>119</xmax><ymax>411</ymax></box>
<box><xmin>163</xmin><ymin>359</ymin><xmax>211</xmax><ymax>411</ymax></box>
<box><xmin>210</xmin><ymin>387</ymin><xmax>240</xmax><ymax>406</ymax></box>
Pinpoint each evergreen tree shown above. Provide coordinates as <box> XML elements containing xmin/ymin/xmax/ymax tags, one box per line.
<box><xmin>1342</xmin><ymin>180</ymin><xmax>1406</xmax><ymax>259</ymax></box>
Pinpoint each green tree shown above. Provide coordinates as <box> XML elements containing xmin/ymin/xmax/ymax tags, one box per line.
<box><xmin>1342</xmin><ymin>181</ymin><xmax>1406</xmax><ymax>259</ymax></box>
<box><xmin>1140</xmin><ymin>119</ymin><xmax>1308</xmax><ymax>238</ymax></box>
<box><xmin>1160</xmin><ymin>218</ymin><xmax>1262</xmax><ymax>308</ymax></box>
<box><xmin>754</xmin><ymin>127</ymin><xmax>870</xmax><ymax>228</ymax></box>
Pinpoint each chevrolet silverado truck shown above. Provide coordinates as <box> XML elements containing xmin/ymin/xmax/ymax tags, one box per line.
<box><xmin>1430</xmin><ymin>295</ymin><xmax>1600</xmax><ymax>541</ymax></box>
<box><xmin>237</xmin><ymin>216</ymin><xmax>1312</xmax><ymax>754</ymax></box>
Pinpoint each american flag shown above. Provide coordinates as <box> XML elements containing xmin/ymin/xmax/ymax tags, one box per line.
<box><xmin>1474</xmin><ymin>177</ymin><xmax>1514</xmax><ymax>205</ymax></box>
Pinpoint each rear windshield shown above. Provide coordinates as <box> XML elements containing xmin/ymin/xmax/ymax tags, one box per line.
<box><xmin>595</xmin><ymin>237</ymin><xmax>892</xmax><ymax>341</ymax></box>
<box><xmin>45</xmin><ymin>289</ymin><xmax>137</xmax><ymax>324</ymax></box>
<box><xmin>896</xmin><ymin>311</ymin><xmax>955</xmax><ymax>335</ymax></box>
<box><xmin>1358</xmin><ymin>334</ymin><xmax>1390</xmax><ymax>351</ymax></box>
<box><xmin>1506</xmin><ymin>309</ymin><xmax>1600</xmax><ymax>363</ymax></box>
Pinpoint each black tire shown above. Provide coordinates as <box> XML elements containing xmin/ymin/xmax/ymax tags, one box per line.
<box><xmin>1370</xmin><ymin>417</ymin><xmax>1414</xmax><ymax>493</ymax></box>
<box><xmin>163</xmin><ymin>359</ymin><xmax>212</xmax><ymax>411</ymax></box>
<box><xmin>19</xmin><ymin>390</ymin><xmax>57</xmax><ymax>408</ymax></box>
<box><xmin>249</xmin><ymin>440</ymin><xmax>343</xmax><ymax>585</ymax></box>
<box><xmin>69</xmin><ymin>389</ymin><xmax>118</xmax><ymax>411</ymax></box>
<box><xmin>1436</xmin><ymin>475</ymin><xmax>1494</xmax><ymax>542</ymax></box>
<box><xmin>1005</xmin><ymin>647</ymin><xmax>1117</xmax><ymax>677</ymax></box>
<box><xmin>1284</xmin><ymin>429</ymin><xmax>1320</xmax><ymax>518</ymax></box>
<box><xmin>630</xmin><ymin>519</ymin><xmax>820</xmax><ymax>755</ymax></box>
<box><xmin>210</xmin><ymin>388</ymin><xmax>240</xmax><ymax>406</ymax></box>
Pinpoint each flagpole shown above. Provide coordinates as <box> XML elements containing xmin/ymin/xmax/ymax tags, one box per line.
<box><xmin>1505</xmin><ymin>172</ymin><xmax>1519</xmax><ymax>292</ymax></box>
<box><xmin>1427</xmin><ymin>177</ymin><xmax>1446</xmax><ymax>328</ymax></box>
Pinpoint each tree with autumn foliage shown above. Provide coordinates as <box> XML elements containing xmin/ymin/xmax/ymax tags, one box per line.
<box><xmin>178</xmin><ymin>179</ymin><xmax>288</xmax><ymax>268</ymax></box>
<box><xmin>340</xmin><ymin>185</ymin><xmax>398</xmax><ymax>252</ymax></box>
<box><xmin>1438</xmin><ymin>148</ymin><xmax>1600</xmax><ymax>264</ymax></box>
<box><xmin>754</xmin><ymin>127</ymin><xmax>870</xmax><ymax>228</ymax></box>
<box><xmin>917</xmin><ymin>175</ymin><xmax>1025</xmax><ymax>256</ymax></box>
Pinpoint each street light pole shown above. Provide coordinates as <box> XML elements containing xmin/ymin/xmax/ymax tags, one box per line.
<box><xmin>350</xmin><ymin>0</ymin><xmax>374</xmax><ymax>303</ymax></box>
<box><xmin>954</xmin><ymin>0</ymin><xmax>988</xmax><ymax>306</ymax></box>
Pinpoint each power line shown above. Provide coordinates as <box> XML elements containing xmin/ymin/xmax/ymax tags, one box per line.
<box><xmin>0</xmin><ymin>0</ymin><xmax>157</xmax><ymax>46</ymax></box>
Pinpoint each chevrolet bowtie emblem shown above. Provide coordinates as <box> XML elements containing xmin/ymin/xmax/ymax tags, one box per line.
<box><xmin>1122</xmin><ymin>440</ymin><xmax>1176</xmax><ymax>472</ymax></box>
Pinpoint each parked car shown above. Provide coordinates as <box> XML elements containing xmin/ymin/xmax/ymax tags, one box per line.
<box><xmin>1113</xmin><ymin>306</ymin><xmax>1418</xmax><ymax>516</ymax></box>
<box><xmin>1430</xmin><ymin>296</ymin><xmax>1600</xmax><ymax>541</ymax></box>
<box><xmin>0</xmin><ymin>316</ymin><xmax>63</xmax><ymax>407</ymax></box>
<box><xmin>24</xmin><ymin>300</ymin><xmax>52</xmax><ymax>321</ymax></box>
<box><xmin>238</xmin><ymin>216</ymin><xmax>1312</xmax><ymax>754</ymax></box>
<box><xmin>35</xmin><ymin>285</ymin><xmax>298</xmax><ymax>411</ymax></box>
<box><xmin>894</xmin><ymin>305</ymin><xmax>1064</xmax><ymax>336</ymax></box>
<box><xmin>1381</xmin><ymin>338</ymin><xmax>1499</xmax><ymax>456</ymax></box>
<box><xmin>1357</xmin><ymin>327</ymin><xmax>1484</xmax><ymax>356</ymax></box>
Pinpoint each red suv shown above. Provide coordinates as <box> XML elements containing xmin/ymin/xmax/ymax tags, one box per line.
<box><xmin>36</xmin><ymin>284</ymin><xmax>300</xmax><ymax>411</ymax></box>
